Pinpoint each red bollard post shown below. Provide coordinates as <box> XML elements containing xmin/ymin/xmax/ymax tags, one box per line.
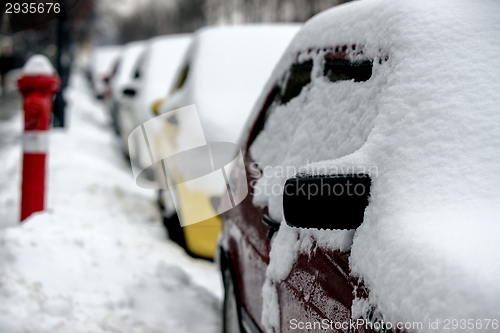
<box><xmin>17</xmin><ymin>55</ymin><xmax>60</xmax><ymax>222</ymax></box>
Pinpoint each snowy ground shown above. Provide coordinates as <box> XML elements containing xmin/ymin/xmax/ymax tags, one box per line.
<box><xmin>0</xmin><ymin>92</ymin><xmax>22</xmax><ymax>226</ymax></box>
<box><xmin>0</xmin><ymin>71</ymin><xmax>222</xmax><ymax>333</ymax></box>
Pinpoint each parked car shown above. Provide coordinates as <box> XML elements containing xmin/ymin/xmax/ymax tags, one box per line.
<box><xmin>107</xmin><ymin>41</ymin><xmax>146</xmax><ymax>134</ymax></box>
<box><xmin>218</xmin><ymin>0</ymin><xmax>500</xmax><ymax>332</ymax></box>
<box><xmin>88</xmin><ymin>45</ymin><xmax>122</xmax><ymax>99</ymax></box>
<box><xmin>153</xmin><ymin>24</ymin><xmax>300</xmax><ymax>259</ymax></box>
<box><xmin>117</xmin><ymin>34</ymin><xmax>191</xmax><ymax>170</ymax></box>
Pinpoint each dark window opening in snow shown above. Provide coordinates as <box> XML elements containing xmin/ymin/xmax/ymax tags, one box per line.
<box><xmin>323</xmin><ymin>59</ymin><xmax>373</xmax><ymax>83</ymax></box>
<box><xmin>133</xmin><ymin>52</ymin><xmax>146</xmax><ymax>79</ymax></box>
<box><xmin>172</xmin><ymin>64</ymin><xmax>190</xmax><ymax>92</ymax></box>
<box><xmin>133</xmin><ymin>66</ymin><xmax>141</xmax><ymax>79</ymax></box>
<box><xmin>281</xmin><ymin>60</ymin><xmax>313</xmax><ymax>104</ymax></box>
<box><xmin>249</xmin><ymin>51</ymin><xmax>377</xmax><ymax>145</ymax></box>
<box><xmin>250</xmin><ymin>86</ymin><xmax>281</xmax><ymax>144</ymax></box>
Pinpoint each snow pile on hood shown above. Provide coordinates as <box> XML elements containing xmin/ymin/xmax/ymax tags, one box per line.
<box><xmin>110</xmin><ymin>41</ymin><xmax>145</xmax><ymax>101</ymax></box>
<box><xmin>0</xmin><ymin>72</ymin><xmax>221</xmax><ymax>332</ymax></box>
<box><xmin>248</xmin><ymin>0</ymin><xmax>500</xmax><ymax>331</ymax></box>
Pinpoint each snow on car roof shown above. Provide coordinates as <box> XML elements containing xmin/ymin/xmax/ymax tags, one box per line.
<box><xmin>89</xmin><ymin>45</ymin><xmax>122</xmax><ymax>78</ymax></box>
<box><xmin>249</xmin><ymin>0</ymin><xmax>500</xmax><ymax>330</ymax></box>
<box><xmin>188</xmin><ymin>24</ymin><xmax>301</xmax><ymax>143</ymax></box>
<box><xmin>143</xmin><ymin>34</ymin><xmax>192</xmax><ymax>100</ymax></box>
<box><xmin>135</xmin><ymin>34</ymin><xmax>192</xmax><ymax>123</ymax></box>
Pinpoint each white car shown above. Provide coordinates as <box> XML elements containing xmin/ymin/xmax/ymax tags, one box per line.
<box><xmin>117</xmin><ymin>34</ymin><xmax>191</xmax><ymax>173</ymax></box>
<box><xmin>150</xmin><ymin>24</ymin><xmax>301</xmax><ymax>258</ymax></box>
<box><xmin>108</xmin><ymin>41</ymin><xmax>146</xmax><ymax>134</ymax></box>
<box><xmin>88</xmin><ymin>45</ymin><xmax>121</xmax><ymax>99</ymax></box>
<box><xmin>158</xmin><ymin>24</ymin><xmax>301</xmax><ymax>146</ymax></box>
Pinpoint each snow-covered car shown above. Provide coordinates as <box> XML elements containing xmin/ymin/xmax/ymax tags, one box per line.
<box><xmin>153</xmin><ymin>24</ymin><xmax>300</xmax><ymax>259</ymax></box>
<box><xmin>117</xmin><ymin>34</ymin><xmax>191</xmax><ymax>167</ymax></box>
<box><xmin>218</xmin><ymin>0</ymin><xmax>500</xmax><ymax>332</ymax></box>
<box><xmin>107</xmin><ymin>41</ymin><xmax>146</xmax><ymax>134</ymax></box>
<box><xmin>88</xmin><ymin>45</ymin><xmax>122</xmax><ymax>99</ymax></box>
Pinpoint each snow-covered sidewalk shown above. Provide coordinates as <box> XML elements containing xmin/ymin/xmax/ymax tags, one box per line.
<box><xmin>0</xmin><ymin>72</ymin><xmax>222</xmax><ymax>333</ymax></box>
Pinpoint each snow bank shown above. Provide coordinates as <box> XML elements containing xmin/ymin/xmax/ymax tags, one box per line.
<box><xmin>89</xmin><ymin>45</ymin><xmax>121</xmax><ymax>80</ymax></box>
<box><xmin>0</xmin><ymin>106</ymin><xmax>21</xmax><ymax>227</ymax></box>
<box><xmin>0</xmin><ymin>72</ymin><xmax>221</xmax><ymax>332</ymax></box>
<box><xmin>248</xmin><ymin>0</ymin><xmax>500</xmax><ymax>331</ymax></box>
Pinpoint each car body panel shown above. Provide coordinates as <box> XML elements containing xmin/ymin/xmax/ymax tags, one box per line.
<box><xmin>176</xmin><ymin>181</ymin><xmax>221</xmax><ymax>258</ymax></box>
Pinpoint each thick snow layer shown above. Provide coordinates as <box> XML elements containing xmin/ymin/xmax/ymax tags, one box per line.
<box><xmin>163</xmin><ymin>24</ymin><xmax>300</xmax><ymax>146</ymax></box>
<box><xmin>133</xmin><ymin>34</ymin><xmax>192</xmax><ymax>126</ymax></box>
<box><xmin>248</xmin><ymin>0</ymin><xmax>500</xmax><ymax>332</ymax></box>
<box><xmin>0</xmin><ymin>72</ymin><xmax>221</xmax><ymax>332</ymax></box>
<box><xmin>22</xmin><ymin>55</ymin><xmax>55</xmax><ymax>75</ymax></box>
<box><xmin>193</xmin><ymin>25</ymin><xmax>300</xmax><ymax>144</ymax></box>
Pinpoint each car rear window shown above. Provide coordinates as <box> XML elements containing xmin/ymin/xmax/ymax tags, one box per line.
<box><xmin>281</xmin><ymin>60</ymin><xmax>313</xmax><ymax>104</ymax></box>
<box><xmin>324</xmin><ymin>59</ymin><xmax>372</xmax><ymax>83</ymax></box>
<box><xmin>249</xmin><ymin>47</ymin><xmax>379</xmax><ymax>145</ymax></box>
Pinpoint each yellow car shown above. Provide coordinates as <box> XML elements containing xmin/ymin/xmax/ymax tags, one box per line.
<box><xmin>152</xmin><ymin>25</ymin><xmax>301</xmax><ymax>259</ymax></box>
<box><xmin>174</xmin><ymin>183</ymin><xmax>222</xmax><ymax>258</ymax></box>
<box><xmin>151</xmin><ymin>104</ymin><xmax>222</xmax><ymax>259</ymax></box>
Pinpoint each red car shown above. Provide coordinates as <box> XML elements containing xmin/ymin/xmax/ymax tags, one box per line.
<box><xmin>218</xmin><ymin>0</ymin><xmax>500</xmax><ymax>332</ymax></box>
